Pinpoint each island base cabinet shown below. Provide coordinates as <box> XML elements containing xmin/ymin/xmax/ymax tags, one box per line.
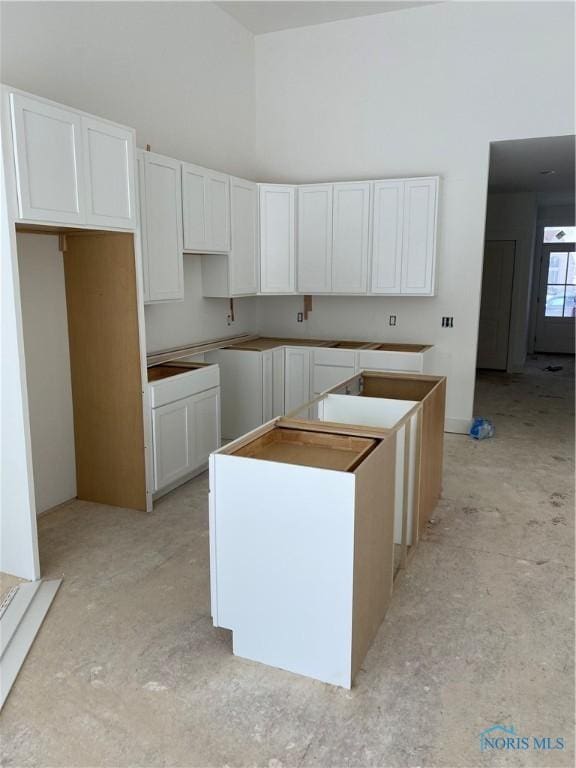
<box><xmin>210</xmin><ymin>427</ymin><xmax>396</xmax><ymax>688</ymax></box>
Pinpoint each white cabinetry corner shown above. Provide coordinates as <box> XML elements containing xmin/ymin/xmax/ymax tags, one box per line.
<box><xmin>138</xmin><ymin>150</ymin><xmax>184</xmax><ymax>303</ymax></box>
<box><xmin>202</xmin><ymin>176</ymin><xmax>258</xmax><ymax>297</ymax></box>
<box><xmin>297</xmin><ymin>184</ymin><xmax>333</xmax><ymax>293</ymax></box>
<box><xmin>259</xmin><ymin>184</ymin><xmax>296</xmax><ymax>294</ymax></box>
<box><xmin>332</xmin><ymin>182</ymin><xmax>371</xmax><ymax>294</ymax></box>
<box><xmin>182</xmin><ymin>162</ymin><xmax>231</xmax><ymax>253</ymax></box>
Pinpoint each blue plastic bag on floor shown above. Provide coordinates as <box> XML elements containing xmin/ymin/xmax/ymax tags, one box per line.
<box><xmin>469</xmin><ymin>417</ymin><xmax>495</xmax><ymax>440</ymax></box>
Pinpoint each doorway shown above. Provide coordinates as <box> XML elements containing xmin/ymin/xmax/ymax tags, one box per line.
<box><xmin>534</xmin><ymin>233</ymin><xmax>576</xmax><ymax>353</ymax></box>
<box><xmin>477</xmin><ymin>240</ymin><xmax>515</xmax><ymax>370</ymax></box>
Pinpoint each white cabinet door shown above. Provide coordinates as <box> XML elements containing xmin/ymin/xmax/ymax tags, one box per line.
<box><xmin>182</xmin><ymin>162</ymin><xmax>230</xmax><ymax>253</ymax></box>
<box><xmin>262</xmin><ymin>350</ymin><xmax>274</xmax><ymax>423</ymax></box>
<box><xmin>259</xmin><ymin>184</ymin><xmax>296</xmax><ymax>293</ymax></box>
<box><xmin>207</xmin><ymin>169</ymin><xmax>231</xmax><ymax>252</ymax></box>
<box><xmin>82</xmin><ymin>117</ymin><xmax>136</xmax><ymax>229</ymax></box>
<box><xmin>10</xmin><ymin>92</ymin><xmax>84</xmax><ymax>224</ymax></box>
<box><xmin>332</xmin><ymin>182</ymin><xmax>370</xmax><ymax>294</ymax></box>
<box><xmin>204</xmin><ymin>350</ymin><xmax>263</xmax><ymax>440</ymax></box>
<box><xmin>272</xmin><ymin>347</ymin><xmax>285</xmax><ymax>417</ymax></box>
<box><xmin>141</xmin><ymin>151</ymin><xmax>184</xmax><ymax>302</ymax></box>
<box><xmin>401</xmin><ymin>178</ymin><xmax>438</xmax><ymax>295</ymax></box>
<box><xmin>297</xmin><ymin>184</ymin><xmax>333</xmax><ymax>293</ymax></box>
<box><xmin>182</xmin><ymin>162</ymin><xmax>208</xmax><ymax>251</ymax></box>
<box><xmin>152</xmin><ymin>398</ymin><xmax>194</xmax><ymax>491</ymax></box>
<box><xmin>284</xmin><ymin>347</ymin><xmax>311</xmax><ymax>414</ymax></box>
<box><xmin>262</xmin><ymin>347</ymin><xmax>285</xmax><ymax>422</ymax></box>
<box><xmin>370</xmin><ymin>180</ymin><xmax>403</xmax><ymax>295</ymax></box>
<box><xmin>230</xmin><ymin>177</ymin><xmax>258</xmax><ymax>295</ymax></box>
<box><xmin>192</xmin><ymin>388</ymin><xmax>220</xmax><ymax>466</ymax></box>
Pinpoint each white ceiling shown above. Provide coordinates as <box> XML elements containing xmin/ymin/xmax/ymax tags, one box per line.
<box><xmin>489</xmin><ymin>135</ymin><xmax>575</xmax><ymax>200</ymax></box>
<box><xmin>216</xmin><ymin>1</ymin><xmax>438</xmax><ymax>35</ymax></box>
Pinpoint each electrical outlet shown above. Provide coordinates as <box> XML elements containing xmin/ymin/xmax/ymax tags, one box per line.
<box><xmin>441</xmin><ymin>316</ymin><xmax>454</xmax><ymax>328</ymax></box>
<box><xmin>389</xmin><ymin>315</ymin><xmax>397</xmax><ymax>326</ymax></box>
<box><xmin>297</xmin><ymin>312</ymin><xmax>304</xmax><ymax>323</ymax></box>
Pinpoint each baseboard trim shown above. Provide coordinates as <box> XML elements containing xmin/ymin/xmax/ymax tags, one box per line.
<box><xmin>0</xmin><ymin>579</ymin><xmax>62</xmax><ymax>710</ymax></box>
<box><xmin>444</xmin><ymin>417</ymin><xmax>471</xmax><ymax>435</ymax></box>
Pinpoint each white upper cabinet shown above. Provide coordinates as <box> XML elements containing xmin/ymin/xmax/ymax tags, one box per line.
<box><xmin>401</xmin><ymin>178</ymin><xmax>438</xmax><ymax>295</ymax></box>
<box><xmin>201</xmin><ymin>176</ymin><xmax>258</xmax><ymax>297</ymax></box>
<box><xmin>297</xmin><ymin>184</ymin><xmax>333</xmax><ymax>293</ymax></box>
<box><xmin>139</xmin><ymin>150</ymin><xmax>184</xmax><ymax>303</ymax></box>
<box><xmin>83</xmin><ymin>116</ymin><xmax>136</xmax><ymax>229</ymax></box>
<box><xmin>182</xmin><ymin>162</ymin><xmax>230</xmax><ymax>253</ymax></box>
<box><xmin>259</xmin><ymin>184</ymin><xmax>296</xmax><ymax>294</ymax></box>
<box><xmin>229</xmin><ymin>177</ymin><xmax>258</xmax><ymax>295</ymax></box>
<box><xmin>370</xmin><ymin>180</ymin><xmax>404</xmax><ymax>294</ymax></box>
<box><xmin>370</xmin><ymin>177</ymin><xmax>438</xmax><ymax>296</ymax></box>
<box><xmin>9</xmin><ymin>90</ymin><xmax>136</xmax><ymax>229</ymax></box>
<box><xmin>10</xmin><ymin>92</ymin><xmax>85</xmax><ymax>225</ymax></box>
<box><xmin>332</xmin><ymin>182</ymin><xmax>370</xmax><ymax>294</ymax></box>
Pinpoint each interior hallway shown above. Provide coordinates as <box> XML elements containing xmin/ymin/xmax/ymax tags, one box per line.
<box><xmin>1</xmin><ymin>356</ymin><xmax>574</xmax><ymax>768</ymax></box>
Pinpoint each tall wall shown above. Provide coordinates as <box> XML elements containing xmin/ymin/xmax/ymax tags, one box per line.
<box><xmin>17</xmin><ymin>234</ymin><xmax>77</xmax><ymax>513</ymax></box>
<box><xmin>254</xmin><ymin>1</ymin><xmax>575</xmax><ymax>428</ymax></box>
<box><xmin>0</xmin><ymin>0</ymin><xmax>259</xmax><ymax>351</ymax></box>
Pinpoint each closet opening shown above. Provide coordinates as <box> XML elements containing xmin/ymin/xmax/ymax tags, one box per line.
<box><xmin>16</xmin><ymin>226</ymin><xmax>149</xmax><ymax>565</ymax></box>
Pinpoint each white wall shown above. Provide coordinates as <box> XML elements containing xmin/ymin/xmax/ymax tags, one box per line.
<box><xmin>0</xmin><ymin>157</ymin><xmax>39</xmax><ymax>580</ymax></box>
<box><xmin>485</xmin><ymin>192</ymin><xmax>537</xmax><ymax>370</ymax></box>
<box><xmin>145</xmin><ymin>258</ymin><xmax>258</xmax><ymax>352</ymax></box>
<box><xmin>254</xmin><ymin>1</ymin><xmax>575</xmax><ymax>429</ymax></box>
<box><xmin>1</xmin><ymin>0</ymin><xmax>259</xmax><ymax>353</ymax></box>
<box><xmin>17</xmin><ymin>234</ymin><xmax>77</xmax><ymax>513</ymax></box>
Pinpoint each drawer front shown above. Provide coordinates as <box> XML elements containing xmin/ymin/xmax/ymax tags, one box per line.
<box><xmin>149</xmin><ymin>365</ymin><xmax>219</xmax><ymax>408</ymax></box>
<box><xmin>358</xmin><ymin>351</ymin><xmax>423</xmax><ymax>373</ymax></box>
<box><xmin>313</xmin><ymin>364</ymin><xmax>355</xmax><ymax>395</ymax></box>
<box><xmin>312</xmin><ymin>348</ymin><xmax>356</xmax><ymax>367</ymax></box>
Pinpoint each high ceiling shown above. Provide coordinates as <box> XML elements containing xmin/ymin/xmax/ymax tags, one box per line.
<box><xmin>489</xmin><ymin>135</ymin><xmax>575</xmax><ymax>201</ymax></box>
<box><xmin>216</xmin><ymin>1</ymin><xmax>438</xmax><ymax>35</ymax></box>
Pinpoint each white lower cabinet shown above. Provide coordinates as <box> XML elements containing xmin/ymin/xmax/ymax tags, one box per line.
<box><xmin>204</xmin><ymin>348</ymin><xmax>285</xmax><ymax>440</ymax></box>
<box><xmin>357</xmin><ymin>346</ymin><xmax>432</xmax><ymax>373</ymax></box>
<box><xmin>262</xmin><ymin>347</ymin><xmax>285</xmax><ymax>422</ymax></box>
<box><xmin>284</xmin><ymin>347</ymin><xmax>311</xmax><ymax>414</ymax></box>
<box><xmin>311</xmin><ymin>348</ymin><xmax>357</xmax><ymax>396</ymax></box>
<box><xmin>149</xmin><ymin>365</ymin><xmax>220</xmax><ymax>494</ymax></box>
<box><xmin>152</xmin><ymin>397</ymin><xmax>195</xmax><ymax>491</ymax></box>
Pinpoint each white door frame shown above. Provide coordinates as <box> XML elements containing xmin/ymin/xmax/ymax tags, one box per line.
<box><xmin>534</xmin><ymin>242</ymin><xmax>576</xmax><ymax>353</ymax></box>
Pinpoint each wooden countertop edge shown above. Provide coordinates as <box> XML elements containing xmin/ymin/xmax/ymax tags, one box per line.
<box><xmin>147</xmin><ymin>335</ymin><xmax>434</xmax><ymax>365</ymax></box>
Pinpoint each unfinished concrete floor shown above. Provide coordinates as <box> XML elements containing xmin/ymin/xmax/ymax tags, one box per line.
<box><xmin>1</xmin><ymin>355</ymin><xmax>574</xmax><ymax>767</ymax></box>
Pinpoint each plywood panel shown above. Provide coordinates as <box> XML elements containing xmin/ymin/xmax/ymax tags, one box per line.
<box><xmin>233</xmin><ymin>427</ymin><xmax>376</xmax><ymax>472</ymax></box>
<box><xmin>418</xmin><ymin>377</ymin><xmax>445</xmax><ymax>527</ymax></box>
<box><xmin>63</xmin><ymin>232</ymin><xmax>146</xmax><ymax>510</ymax></box>
<box><xmin>351</xmin><ymin>433</ymin><xmax>396</xmax><ymax>680</ymax></box>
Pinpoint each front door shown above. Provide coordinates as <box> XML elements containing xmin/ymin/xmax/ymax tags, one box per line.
<box><xmin>535</xmin><ymin>243</ymin><xmax>576</xmax><ymax>353</ymax></box>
